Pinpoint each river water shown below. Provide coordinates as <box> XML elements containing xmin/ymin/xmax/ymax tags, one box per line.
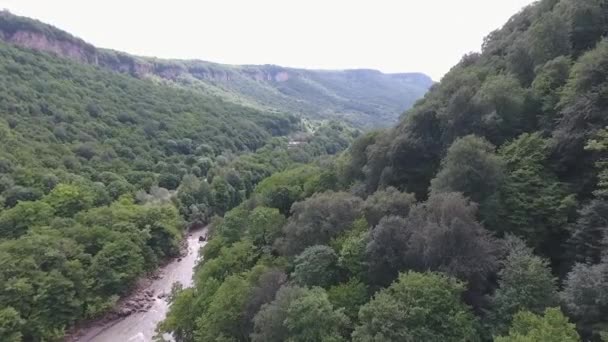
<box><xmin>76</xmin><ymin>229</ymin><xmax>207</xmax><ymax>342</ymax></box>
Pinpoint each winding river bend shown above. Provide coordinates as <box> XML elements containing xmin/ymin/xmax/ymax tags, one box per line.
<box><xmin>77</xmin><ymin>229</ymin><xmax>207</xmax><ymax>342</ymax></box>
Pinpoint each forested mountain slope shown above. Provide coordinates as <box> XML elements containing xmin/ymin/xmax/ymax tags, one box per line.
<box><xmin>0</xmin><ymin>10</ymin><xmax>433</xmax><ymax>128</ymax></box>
<box><xmin>160</xmin><ymin>1</ymin><xmax>608</xmax><ymax>341</ymax></box>
<box><xmin>0</xmin><ymin>24</ymin><xmax>358</xmax><ymax>340</ymax></box>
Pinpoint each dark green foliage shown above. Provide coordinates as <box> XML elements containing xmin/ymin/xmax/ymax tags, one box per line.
<box><xmin>6</xmin><ymin>0</ymin><xmax>608</xmax><ymax>340</ymax></box>
<box><xmin>157</xmin><ymin>2</ymin><xmax>608</xmax><ymax>341</ymax></box>
<box><xmin>367</xmin><ymin>193</ymin><xmax>499</xmax><ymax>291</ymax></box>
<box><xmin>292</xmin><ymin>245</ymin><xmax>340</xmax><ymax>288</ymax></box>
<box><xmin>430</xmin><ymin>135</ymin><xmax>503</xmax><ymax>222</ymax></box>
<box><xmin>567</xmin><ymin>200</ymin><xmax>608</xmax><ymax>264</ymax></box>
<box><xmin>561</xmin><ymin>260</ymin><xmax>608</xmax><ymax>340</ymax></box>
<box><xmin>362</xmin><ymin>186</ymin><xmax>415</xmax><ymax>227</ymax></box>
<box><xmin>277</xmin><ymin>191</ymin><xmax>363</xmax><ymax>256</ymax></box>
<box><xmin>487</xmin><ymin>237</ymin><xmax>559</xmax><ymax>336</ymax></box>
<box><xmin>252</xmin><ymin>286</ymin><xmax>307</xmax><ymax>342</ymax></box>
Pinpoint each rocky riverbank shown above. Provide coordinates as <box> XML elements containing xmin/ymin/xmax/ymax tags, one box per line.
<box><xmin>66</xmin><ymin>228</ymin><xmax>207</xmax><ymax>342</ymax></box>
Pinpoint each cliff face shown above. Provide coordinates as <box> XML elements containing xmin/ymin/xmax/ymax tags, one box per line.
<box><xmin>0</xmin><ymin>10</ymin><xmax>433</xmax><ymax>128</ymax></box>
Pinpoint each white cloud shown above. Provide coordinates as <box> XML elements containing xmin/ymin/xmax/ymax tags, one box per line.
<box><xmin>0</xmin><ymin>0</ymin><xmax>536</xmax><ymax>80</ymax></box>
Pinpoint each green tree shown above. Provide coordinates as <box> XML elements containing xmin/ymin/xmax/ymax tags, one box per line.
<box><xmin>568</xmin><ymin>199</ymin><xmax>608</xmax><ymax>264</ymax></box>
<box><xmin>362</xmin><ymin>186</ymin><xmax>415</xmax><ymax>227</ymax></box>
<box><xmin>44</xmin><ymin>183</ymin><xmax>94</xmax><ymax>217</ymax></box>
<box><xmin>531</xmin><ymin>56</ymin><xmax>571</xmax><ymax>125</ymax></box>
<box><xmin>338</xmin><ymin>229</ymin><xmax>368</xmax><ymax>281</ymax></box>
<box><xmin>247</xmin><ymin>206</ymin><xmax>285</xmax><ymax>248</ymax></box>
<box><xmin>0</xmin><ymin>307</ymin><xmax>24</xmax><ymax>342</ymax></box>
<box><xmin>430</xmin><ymin>135</ymin><xmax>503</xmax><ymax>222</ymax></box>
<box><xmin>353</xmin><ymin>272</ymin><xmax>479</xmax><ymax>342</ymax></box>
<box><xmin>367</xmin><ymin>193</ymin><xmax>498</xmax><ymax>291</ymax></box>
<box><xmin>494</xmin><ymin>308</ymin><xmax>580</xmax><ymax>342</ymax></box>
<box><xmin>473</xmin><ymin>75</ymin><xmax>528</xmax><ymax>143</ymax></box>
<box><xmin>216</xmin><ymin>207</ymin><xmax>250</xmax><ymax>244</ymax></box>
<box><xmin>488</xmin><ymin>237</ymin><xmax>559</xmax><ymax>335</ymax></box>
<box><xmin>284</xmin><ymin>287</ymin><xmax>349</xmax><ymax>342</ymax></box>
<box><xmin>252</xmin><ymin>286</ymin><xmax>307</xmax><ymax>342</ymax></box>
<box><xmin>561</xmin><ymin>260</ymin><xmax>608</xmax><ymax>340</ymax></box>
<box><xmin>196</xmin><ymin>274</ymin><xmax>253</xmax><ymax>342</ymax></box>
<box><xmin>292</xmin><ymin>245</ymin><xmax>340</xmax><ymax>288</ymax></box>
<box><xmin>0</xmin><ymin>200</ymin><xmax>54</xmax><ymax>238</ymax></box>
<box><xmin>497</xmin><ymin>133</ymin><xmax>576</xmax><ymax>261</ymax></box>
<box><xmin>327</xmin><ymin>280</ymin><xmax>369</xmax><ymax>322</ymax></box>
<box><xmin>278</xmin><ymin>191</ymin><xmax>363</xmax><ymax>256</ymax></box>
<box><xmin>586</xmin><ymin>127</ymin><xmax>608</xmax><ymax>199</ymax></box>
<box><xmin>88</xmin><ymin>239</ymin><xmax>145</xmax><ymax>295</ymax></box>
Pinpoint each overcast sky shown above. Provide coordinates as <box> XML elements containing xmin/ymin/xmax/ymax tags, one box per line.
<box><xmin>0</xmin><ymin>0</ymin><xmax>536</xmax><ymax>80</ymax></box>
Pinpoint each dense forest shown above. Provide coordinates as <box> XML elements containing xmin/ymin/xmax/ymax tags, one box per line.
<box><xmin>158</xmin><ymin>0</ymin><xmax>608</xmax><ymax>341</ymax></box>
<box><xmin>0</xmin><ymin>36</ymin><xmax>358</xmax><ymax>341</ymax></box>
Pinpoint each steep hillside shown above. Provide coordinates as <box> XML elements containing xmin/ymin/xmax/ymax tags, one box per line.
<box><xmin>160</xmin><ymin>1</ymin><xmax>608</xmax><ymax>342</ymax></box>
<box><xmin>0</xmin><ymin>18</ymin><xmax>360</xmax><ymax>340</ymax></box>
<box><xmin>0</xmin><ymin>10</ymin><xmax>432</xmax><ymax>128</ymax></box>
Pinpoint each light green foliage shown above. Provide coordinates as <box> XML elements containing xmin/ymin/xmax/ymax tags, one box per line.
<box><xmin>247</xmin><ymin>206</ymin><xmax>286</xmax><ymax>248</ymax></box>
<box><xmin>157</xmin><ymin>278</ymin><xmax>221</xmax><ymax>342</ymax></box>
<box><xmin>43</xmin><ymin>183</ymin><xmax>94</xmax><ymax>217</ymax></box>
<box><xmin>196</xmin><ymin>240</ymin><xmax>259</xmax><ymax>285</ymax></box>
<box><xmin>0</xmin><ymin>307</ymin><xmax>24</xmax><ymax>342</ymax></box>
<box><xmin>586</xmin><ymin>127</ymin><xmax>608</xmax><ymax>198</ymax></box>
<box><xmin>255</xmin><ymin>165</ymin><xmax>321</xmax><ymax>215</ymax></box>
<box><xmin>196</xmin><ymin>274</ymin><xmax>253</xmax><ymax>342</ymax></box>
<box><xmin>337</xmin><ymin>227</ymin><xmax>368</xmax><ymax>281</ymax></box>
<box><xmin>327</xmin><ymin>280</ymin><xmax>369</xmax><ymax>322</ymax></box>
<box><xmin>497</xmin><ymin>133</ymin><xmax>576</xmax><ymax>260</ymax></box>
<box><xmin>284</xmin><ymin>287</ymin><xmax>350</xmax><ymax>342</ymax></box>
<box><xmin>89</xmin><ymin>239</ymin><xmax>145</xmax><ymax>295</ymax></box>
<box><xmin>0</xmin><ymin>200</ymin><xmax>53</xmax><ymax>238</ymax></box>
<box><xmin>216</xmin><ymin>207</ymin><xmax>250</xmax><ymax>244</ymax></box>
<box><xmin>531</xmin><ymin>56</ymin><xmax>571</xmax><ymax>118</ymax></box>
<box><xmin>494</xmin><ymin>308</ymin><xmax>580</xmax><ymax>342</ymax></box>
<box><xmin>561</xmin><ymin>39</ymin><xmax>608</xmax><ymax>104</ymax></box>
<box><xmin>353</xmin><ymin>272</ymin><xmax>479</xmax><ymax>342</ymax></box>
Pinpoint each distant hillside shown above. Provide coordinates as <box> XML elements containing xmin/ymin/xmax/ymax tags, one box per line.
<box><xmin>0</xmin><ymin>10</ymin><xmax>432</xmax><ymax>128</ymax></box>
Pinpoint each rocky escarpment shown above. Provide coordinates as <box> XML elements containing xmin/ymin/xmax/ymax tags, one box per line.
<box><xmin>0</xmin><ymin>10</ymin><xmax>433</xmax><ymax>128</ymax></box>
<box><xmin>0</xmin><ymin>10</ymin><xmax>289</xmax><ymax>82</ymax></box>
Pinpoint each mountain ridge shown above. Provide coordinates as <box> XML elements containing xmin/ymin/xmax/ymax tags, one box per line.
<box><xmin>0</xmin><ymin>10</ymin><xmax>433</xmax><ymax>128</ymax></box>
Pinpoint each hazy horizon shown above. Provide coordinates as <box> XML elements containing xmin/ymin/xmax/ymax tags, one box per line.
<box><xmin>0</xmin><ymin>0</ymin><xmax>536</xmax><ymax>80</ymax></box>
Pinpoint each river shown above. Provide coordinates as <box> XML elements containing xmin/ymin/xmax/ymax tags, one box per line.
<box><xmin>75</xmin><ymin>229</ymin><xmax>207</xmax><ymax>342</ymax></box>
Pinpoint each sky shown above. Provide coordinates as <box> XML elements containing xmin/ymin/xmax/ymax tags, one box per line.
<box><xmin>0</xmin><ymin>0</ymin><xmax>536</xmax><ymax>80</ymax></box>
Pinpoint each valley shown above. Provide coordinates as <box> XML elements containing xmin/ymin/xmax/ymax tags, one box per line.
<box><xmin>1</xmin><ymin>1</ymin><xmax>608</xmax><ymax>342</ymax></box>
